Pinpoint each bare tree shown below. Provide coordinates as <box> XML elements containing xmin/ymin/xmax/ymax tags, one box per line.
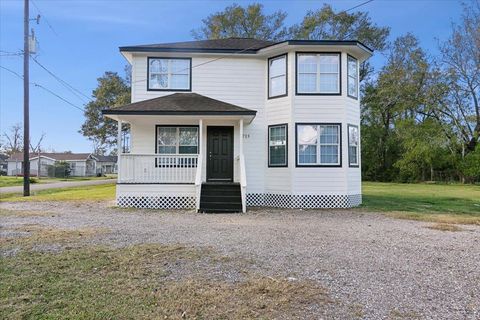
<box><xmin>30</xmin><ymin>133</ymin><xmax>46</xmax><ymax>178</ymax></box>
<box><xmin>438</xmin><ymin>0</ymin><xmax>480</xmax><ymax>151</ymax></box>
<box><xmin>2</xmin><ymin>123</ymin><xmax>23</xmax><ymax>155</ymax></box>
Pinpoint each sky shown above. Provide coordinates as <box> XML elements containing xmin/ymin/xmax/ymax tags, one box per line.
<box><xmin>0</xmin><ymin>0</ymin><xmax>464</xmax><ymax>153</ymax></box>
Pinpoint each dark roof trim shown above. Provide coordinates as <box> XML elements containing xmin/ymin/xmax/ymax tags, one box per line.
<box><xmin>281</xmin><ymin>40</ymin><xmax>373</xmax><ymax>53</ymax></box>
<box><xmin>119</xmin><ymin>47</ymin><xmax>259</xmax><ymax>54</ymax></box>
<box><xmin>102</xmin><ymin>110</ymin><xmax>257</xmax><ymax>116</ymax></box>
<box><xmin>120</xmin><ymin>40</ymin><xmax>373</xmax><ymax>54</ymax></box>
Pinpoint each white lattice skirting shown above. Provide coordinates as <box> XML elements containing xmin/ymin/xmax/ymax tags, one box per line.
<box><xmin>246</xmin><ymin>193</ymin><xmax>362</xmax><ymax>208</ymax></box>
<box><xmin>117</xmin><ymin>193</ymin><xmax>362</xmax><ymax>209</ymax></box>
<box><xmin>117</xmin><ymin>195</ymin><xmax>196</xmax><ymax>209</ymax></box>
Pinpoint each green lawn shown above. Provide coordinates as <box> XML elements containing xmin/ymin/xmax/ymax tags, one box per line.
<box><xmin>1</xmin><ymin>181</ymin><xmax>479</xmax><ymax>224</ymax></box>
<box><xmin>0</xmin><ymin>175</ymin><xmax>116</xmax><ymax>188</ymax></box>
<box><xmin>0</xmin><ymin>183</ymin><xmax>116</xmax><ymax>202</ymax></box>
<box><xmin>362</xmin><ymin>182</ymin><xmax>480</xmax><ymax>224</ymax></box>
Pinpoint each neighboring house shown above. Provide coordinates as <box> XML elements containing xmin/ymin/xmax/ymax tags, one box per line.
<box><xmin>0</xmin><ymin>153</ymin><xmax>8</xmax><ymax>175</ymax></box>
<box><xmin>7</xmin><ymin>153</ymin><xmax>97</xmax><ymax>177</ymax></box>
<box><xmin>103</xmin><ymin>38</ymin><xmax>372</xmax><ymax>212</ymax></box>
<box><xmin>93</xmin><ymin>155</ymin><xmax>118</xmax><ymax>175</ymax></box>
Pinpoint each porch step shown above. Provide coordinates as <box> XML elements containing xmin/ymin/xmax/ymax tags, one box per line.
<box><xmin>199</xmin><ymin>182</ymin><xmax>242</xmax><ymax>213</ymax></box>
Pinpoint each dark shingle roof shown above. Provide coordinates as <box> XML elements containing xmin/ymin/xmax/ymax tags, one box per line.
<box><xmin>8</xmin><ymin>152</ymin><xmax>92</xmax><ymax>161</ymax></box>
<box><xmin>120</xmin><ymin>38</ymin><xmax>275</xmax><ymax>54</ymax></box>
<box><xmin>102</xmin><ymin>93</ymin><xmax>256</xmax><ymax>116</ymax></box>
<box><xmin>94</xmin><ymin>155</ymin><xmax>117</xmax><ymax>162</ymax></box>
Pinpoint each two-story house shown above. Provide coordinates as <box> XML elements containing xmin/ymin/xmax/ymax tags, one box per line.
<box><xmin>103</xmin><ymin>38</ymin><xmax>372</xmax><ymax>212</ymax></box>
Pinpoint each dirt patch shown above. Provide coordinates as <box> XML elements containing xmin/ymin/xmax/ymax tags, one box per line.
<box><xmin>425</xmin><ymin>223</ymin><xmax>464</xmax><ymax>232</ymax></box>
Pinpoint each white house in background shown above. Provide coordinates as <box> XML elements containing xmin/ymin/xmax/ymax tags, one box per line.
<box><xmin>103</xmin><ymin>38</ymin><xmax>372</xmax><ymax>212</ymax></box>
<box><xmin>6</xmin><ymin>152</ymin><xmax>97</xmax><ymax>177</ymax></box>
<box><xmin>92</xmin><ymin>155</ymin><xmax>118</xmax><ymax>175</ymax></box>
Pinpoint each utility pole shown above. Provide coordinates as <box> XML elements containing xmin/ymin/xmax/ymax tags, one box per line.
<box><xmin>23</xmin><ymin>0</ymin><xmax>30</xmax><ymax>196</ymax></box>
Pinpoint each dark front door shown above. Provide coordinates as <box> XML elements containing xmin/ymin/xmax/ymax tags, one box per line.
<box><xmin>207</xmin><ymin>126</ymin><xmax>234</xmax><ymax>182</ymax></box>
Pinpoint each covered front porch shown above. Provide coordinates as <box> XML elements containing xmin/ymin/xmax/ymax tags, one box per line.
<box><xmin>103</xmin><ymin>93</ymin><xmax>257</xmax><ymax>212</ymax></box>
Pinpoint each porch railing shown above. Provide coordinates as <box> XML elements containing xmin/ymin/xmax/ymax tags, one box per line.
<box><xmin>118</xmin><ymin>154</ymin><xmax>198</xmax><ymax>184</ymax></box>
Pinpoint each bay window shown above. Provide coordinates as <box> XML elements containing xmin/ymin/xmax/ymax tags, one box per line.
<box><xmin>296</xmin><ymin>123</ymin><xmax>341</xmax><ymax>166</ymax></box>
<box><xmin>148</xmin><ymin>58</ymin><xmax>191</xmax><ymax>91</ymax></box>
<box><xmin>268</xmin><ymin>124</ymin><xmax>288</xmax><ymax>167</ymax></box>
<box><xmin>268</xmin><ymin>54</ymin><xmax>287</xmax><ymax>98</ymax></box>
<box><xmin>296</xmin><ymin>53</ymin><xmax>340</xmax><ymax>94</ymax></box>
<box><xmin>347</xmin><ymin>55</ymin><xmax>358</xmax><ymax>98</ymax></box>
<box><xmin>348</xmin><ymin>124</ymin><xmax>359</xmax><ymax>167</ymax></box>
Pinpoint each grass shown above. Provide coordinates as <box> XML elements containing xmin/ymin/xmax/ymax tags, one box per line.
<box><xmin>0</xmin><ymin>183</ymin><xmax>116</xmax><ymax>202</ymax></box>
<box><xmin>362</xmin><ymin>182</ymin><xmax>480</xmax><ymax>225</ymax></box>
<box><xmin>0</xmin><ymin>175</ymin><xmax>116</xmax><ymax>188</ymax></box>
<box><xmin>425</xmin><ymin>223</ymin><xmax>464</xmax><ymax>232</ymax></box>
<box><xmin>0</xmin><ymin>243</ymin><xmax>329</xmax><ymax>319</ymax></box>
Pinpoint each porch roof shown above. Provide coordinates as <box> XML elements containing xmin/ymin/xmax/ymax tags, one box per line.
<box><xmin>102</xmin><ymin>93</ymin><xmax>257</xmax><ymax>116</ymax></box>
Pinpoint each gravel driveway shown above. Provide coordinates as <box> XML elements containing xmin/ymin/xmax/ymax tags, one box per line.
<box><xmin>1</xmin><ymin>201</ymin><xmax>479</xmax><ymax>319</ymax></box>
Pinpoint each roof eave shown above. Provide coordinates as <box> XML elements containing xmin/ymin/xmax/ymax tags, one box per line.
<box><xmin>119</xmin><ymin>47</ymin><xmax>259</xmax><ymax>54</ymax></box>
<box><xmin>102</xmin><ymin>110</ymin><xmax>257</xmax><ymax>116</ymax></box>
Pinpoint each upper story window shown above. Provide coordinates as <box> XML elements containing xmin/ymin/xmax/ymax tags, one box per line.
<box><xmin>268</xmin><ymin>54</ymin><xmax>287</xmax><ymax>98</ymax></box>
<box><xmin>148</xmin><ymin>58</ymin><xmax>191</xmax><ymax>91</ymax></box>
<box><xmin>268</xmin><ymin>124</ymin><xmax>288</xmax><ymax>167</ymax></box>
<box><xmin>296</xmin><ymin>53</ymin><xmax>340</xmax><ymax>95</ymax></box>
<box><xmin>347</xmin><ymin>55</ymin><xmax>358</xmax><ymax>99</ymax></box>
<box><xmin>296</xmin><ymin>123</ymin><xmax>341</xmax><ymax>167</ymax></box>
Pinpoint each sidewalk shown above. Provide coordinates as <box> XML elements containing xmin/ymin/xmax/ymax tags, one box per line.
<box><xmin>0</xmin><ymin>179</ymin><xmax>115</xmax><ymax>194</ymax></box>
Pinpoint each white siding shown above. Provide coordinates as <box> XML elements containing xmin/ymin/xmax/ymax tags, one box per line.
<box><xmin>120</xmin><ymin>49</ymin><xmax>363</xmax><ymax>204</ymax></box>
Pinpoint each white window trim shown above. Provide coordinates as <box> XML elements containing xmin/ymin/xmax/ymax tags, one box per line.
<box><xmin>296</xmin><ymin>53</ymin><xmax>341</xmax><ymax>95</ymax></box>
<box><xmin>347</xmin><ymin>55</ymin><xmax>358</xmax><ymax>99</ymax></box>
<box><xmin>296</xmin><ymin>123</ymin><xmax>342</xmax><ymax>167</ymax></box>
<box><xmin>156</xmin><ymin>126</ymin><xmax>199</xmax><ymax>154</ymax></box>
<box><xmin>148</xmin><ymin>58</ymin><xmax>191</xmax><ymax>91</ymax></box>
<box><xmin>268</xmin><ymin>124</ymin><xmax>288</xmax><ymax>167</ymax></box>
<box><xmin>268</xmin><ymin>54</ymin><xmax>287</xmax><ymax>98</ymax></box>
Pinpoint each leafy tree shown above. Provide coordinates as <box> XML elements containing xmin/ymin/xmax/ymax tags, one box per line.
<box><xmin>192</xmin><ymin>3</ymin><xmax>287</xmax><ymax>41</ymax></box>
<box><xmin>80</xmin><ymin>72</ymin><xmax>130</xmax><ymax>154</ymax></box>
<box><xmin>461</xmin><ymin>144</ymin><xmax>480</xmax><ymax>182</ymax></box>
<box><xmin>361</xmin><ymin>34</ymin><xmax>433</xmax><ymax>181</ymax></box>
<box><xmin>289</xmin><ymin>4</ymin><xmax>390</xmax><ymax>80</ymax></box>
<box><xmin>394</xmin><ymin>119</ymin><xmax>454</xmax><ymax>182</ymax></box>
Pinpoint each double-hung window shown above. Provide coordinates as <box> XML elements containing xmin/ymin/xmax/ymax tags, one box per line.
<box><xmin>347</xmin><ymin>55</ymin><xmax>358</xmax><ymax>98</ymax></box>
<box><xmin>268</xmin><ymin>124</ymin><xmax>287</xmax><ymax>167</ymax></box>
<box><xmin>348</xmin><ymin>124</ymin><xmax>359</xmax><ymax>167</ymax></box>
<box><xmin>148</xmin><ymin>58</ymin><xmax>191</xmax><ymax>91</ymax></box>
<box><xmin>156</xmin><ymin>126</ymin><xmax>198</xmax><ymax>167</ymax></box>
<box><xmin>297</xmin><ymin>53</ymin><xmax>340</xmax><ymax>94</ymax></box>
<box><xmin>157</xmin><ymin>126</ymin><xmax>198</xmax><ymax>154</ymax></box>
<box><xmin>296</xmin><ymin>124</ymin><xmax>341</xmax><ymax>166</ymax></box>
<box><xmin>268</xmin><ymin>54</ymin><xmax>287</xmax><ymax>98</ymax></box>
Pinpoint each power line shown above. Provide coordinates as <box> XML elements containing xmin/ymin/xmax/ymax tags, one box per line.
<box><xmin>343</xmin><ymin>0</ymin><xmax>375</xmax><ymax>13</ymax></box>
<box><xmin>0</xmin><ymin>65</ymin><xmax>85</xmax><ymax>112</ymax></box>
<box><xmin>31</xmin><ymin>56</ymin><xmax>92</xmax><ymax>102</ymax></box>
<box><xmin>30</xmin><ymin>0</ymin><xmax>59</xmax><ymax>36</ymax></box>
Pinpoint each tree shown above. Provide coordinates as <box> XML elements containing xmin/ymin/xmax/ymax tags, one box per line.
<box><xmin>361</xmin><ymin>34</ymin><xmax>433</xmax><ymax>181</ymax></box>
<box><xmin>2</xmin><ymin>123</ymin><xmax>23</xmax><ymax>155</ymax></box>
<box><xmin>289</xmin><ymin>4</ymin><xmax>390</xmax><ymax>80</ymax></box>
<box><xmin>191</xmin><ymin>3</ymin><xmax>288</xmax><ymax>41</ymax></box>
<box><xmin>437</xmin><ymin>1</ymin><xmax>480</xmax><ymax>152</ymax></box>
<box><xmin>80</xmin><ymin>72</ymin><xmax>130</xmax><ymax>154</ymax></box>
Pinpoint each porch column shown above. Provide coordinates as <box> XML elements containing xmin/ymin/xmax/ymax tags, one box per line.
<box><xmin>117</xmin><ymin>120</ymin><xmax>122</xmax><ymax>182</ymax></box>
<box><xmin>239</xmin><ymin>118</ymin><xmax>244</xmax><ymax>155</ymax></box>
<box><xmin>199</xmin><ymin>119</ymin><xmax>203</xmax><ymax>154</ymax></box>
